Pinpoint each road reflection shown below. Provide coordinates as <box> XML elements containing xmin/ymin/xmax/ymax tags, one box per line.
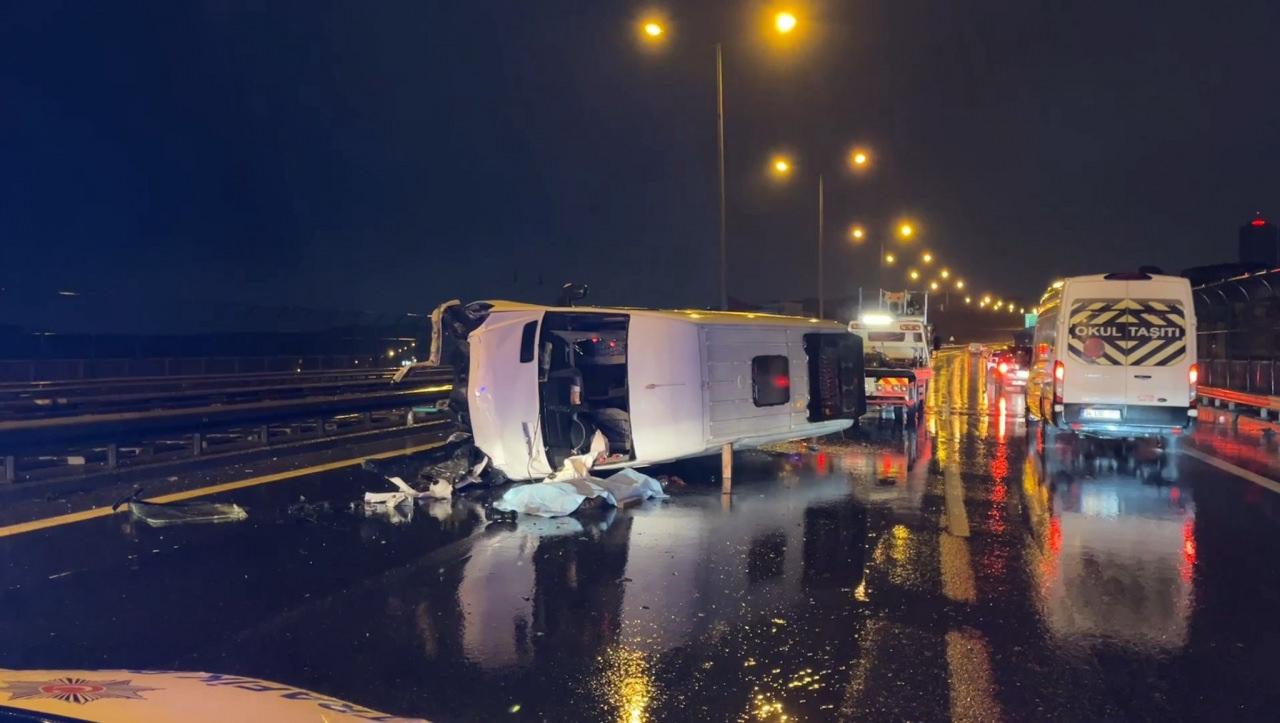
<box><xmin>1023</xmin><ymin>434</ymin><xmax>1193</xmax><ymax>650</ymax></box>
<box><xmin>444</xmin><ymin>450</ymin><xmax>883</xmax><ymax>720</ymax></box>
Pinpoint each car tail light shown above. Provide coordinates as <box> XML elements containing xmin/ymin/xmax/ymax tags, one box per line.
<box><xmin>998</xmin><ymin>361</ymin><xmax>1009</xmax><ymax>375</ymax></box>
<box><xmin>1053</xmin><ymin>360</ymin><xmax>1065</xmax><ymax>404</ymax></box>
<box><xmin>1188</xmin><ymin>363</ymin><xmax>1199</xmax><ymax>405</ymax></box>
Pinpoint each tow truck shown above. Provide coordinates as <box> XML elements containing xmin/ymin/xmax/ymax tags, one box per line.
<box><xmin>847</xmin><ymin>290</ymin><xmax>934</xmax><ymax>425</ymax></box>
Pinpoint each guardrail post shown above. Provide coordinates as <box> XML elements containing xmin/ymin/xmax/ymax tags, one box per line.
<box><xmin>1262</xmin><ymin>409</ymin><xmax>1270</xmax><ymax>421</ymax></box>
<box><xmin>192</xmin><ymin>433</ymin><xmax>203</xmax><ymax>457</ymax></box>
<box><xmin>258</xmin><ymin>425</ymin><xmax>270</xmax><ymax>446</ymax></box>
<box><xmin>2</xmin><ymin>456</ymin><xmax>14</xmax><ymax>484</ymax></box>
<box><xmin>106</xmin><ymin>444</ymin><xmax>117</xmax><ymax>469</ymax></box>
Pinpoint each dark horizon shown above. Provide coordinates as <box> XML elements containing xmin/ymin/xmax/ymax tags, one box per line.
<box><xmin>4</xmin><ymin>1</ymin><xmax>1279</xmax><ymax>324</ymax></box>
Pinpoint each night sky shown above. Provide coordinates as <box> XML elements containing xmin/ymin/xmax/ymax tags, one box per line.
<box><xmin>4</xmin><ymin>1</ymin><xmax>1280</xmax><ymax>327</ymax></box>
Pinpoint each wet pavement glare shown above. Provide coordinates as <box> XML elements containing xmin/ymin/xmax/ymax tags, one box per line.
<box><xmin>3</xmin><ymin>350</ymin><xmax>1280</xmax><ymax>721</ymax></box>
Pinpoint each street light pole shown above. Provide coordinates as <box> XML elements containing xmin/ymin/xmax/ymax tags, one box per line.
<box><xmin>716</xmin><ymin>43</ymin><xmax>728</xmax><ymax>311</ymax></box>
<box><xmin>878</xmin><ymin>239</ymin><xmax>885</xmax><ymax>306</ymax></box>
<box><xmin>817</xmin><ymin>174</ymin><xmax>825</xmax><ymax>319</ymax></box>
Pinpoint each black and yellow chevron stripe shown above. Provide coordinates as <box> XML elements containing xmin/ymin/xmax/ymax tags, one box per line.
<box><xmin>1067</xmin><ymin>298</ymin><xmax>1186</xmax><ymax>366</ymax></box>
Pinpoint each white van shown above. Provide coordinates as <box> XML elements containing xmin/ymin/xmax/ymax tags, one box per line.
<box><xmin>1027</xmin><ymin>272</ymin><xmax>1197</xmax><ymax>439</ymax></box>
<box><xmin>427</xmin><ymin>300</ymin><xmax>867</xmax><ymax>480</ymax></box>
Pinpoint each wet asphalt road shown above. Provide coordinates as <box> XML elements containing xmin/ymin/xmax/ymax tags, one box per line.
<box><xmin>4</xmin><ymin>349</ymin><xmax>1280</xmax><ymax>721</ymax></box>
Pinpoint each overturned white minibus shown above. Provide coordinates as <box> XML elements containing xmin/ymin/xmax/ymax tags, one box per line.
<box><xmin>427</xmin><ymin>301</ymin><xmax>866</xmax><ymax>480</ymax></box>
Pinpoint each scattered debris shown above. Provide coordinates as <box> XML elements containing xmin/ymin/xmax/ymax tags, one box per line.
<box><xmin>112</xmin><ymin>489</ymin><xmax>248</xmax><ymax>528</ymax></box>
<box><xmin>427</xmin><ymin>499</ymin><xmax>454</xmax><ymax>522</ymax></box>
<box><xmin>361</xmin><ymin>492</ymin><xmax>414</xmax><ymax>525</ymax></box>
<box><xmin>363</xmin><ymin>475</ymin><xmax>426</xmax><ymax>509</ymax></box>
<box><xmin>286</xmin><ymin>498</ymin><xmax>336</xmax><ymax>524</ymax></box>
<box><xmin>656</xmin><ymin>474</ymin><xmax>687</xmax><ymax>490</ymax></box>
<box><xmin>545</xmin><ymin>431</ymin><xmax>609</xmax><ymax>483</ymax></box>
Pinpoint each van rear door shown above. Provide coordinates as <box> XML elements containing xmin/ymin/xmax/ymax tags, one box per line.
<box><xmin>1063</xmin><ymin>280</ymin><xmax>1131</xmax><ymax>406</ymax></box>
<box><xmin>1064</xmin><ymin>278</ymin><xmax>1192</xmax><ymax>411</ymax></box>
<box><xmin>1118</xmin><ymin>279</ymin><xmax>1192</xmax><ymax>408</ymax></box>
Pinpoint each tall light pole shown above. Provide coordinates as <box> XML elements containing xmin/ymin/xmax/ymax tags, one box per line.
<box><xmin>817</xmin><ymin>174</ymin><xmax>825</xmax><ymax>318</ymax></box>
<box><xmin>778</xmin><ymin>147</ymin><xmax>873</xmax><ymax>319</ymax></box>
<box><xmin>716</xmin><ymin>43</ymin><xmax>727</xmax><ymax>310</ymax></box>
<box><xmin>640</xmin><ymin>11</ymin><xmax>801</xmax><ymax>310</ymax></box>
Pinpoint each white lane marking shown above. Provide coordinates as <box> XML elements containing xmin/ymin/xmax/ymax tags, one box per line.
<box><xmin>1181</xmin><ymin>447</ymin><xmax>1280</xmax><ymax>495</ymax></box>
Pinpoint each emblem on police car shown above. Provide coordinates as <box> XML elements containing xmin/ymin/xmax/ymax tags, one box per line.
<box><xmin>0</xmin><ymin>676</ymin><xmax>157</xmax><ymax>705</ymax></box>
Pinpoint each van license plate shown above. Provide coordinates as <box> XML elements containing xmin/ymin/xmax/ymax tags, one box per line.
<box><xmin>1082</xmin><ymin>408</ymin><xmax>1121</xmax><ymax>421</ymax></box>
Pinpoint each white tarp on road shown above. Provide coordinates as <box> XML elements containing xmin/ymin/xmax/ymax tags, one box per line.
<box><xmin>493</xmin><ymin>468</ymin><xmax>668</xmax><ymax>518</ymax></box>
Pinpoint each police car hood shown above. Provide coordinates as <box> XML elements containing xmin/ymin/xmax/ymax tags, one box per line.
<box><xmin>0</xmin><ymin>669</ymin><xmax>424</xmax><ymax>722</ymax></box>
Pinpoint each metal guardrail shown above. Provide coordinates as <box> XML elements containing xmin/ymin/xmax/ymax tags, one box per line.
<box><xmin>0</xmin><ymin>355</ymin><xmax>421</xmax><ymax>383</ymax></box>
<box><xmin>1198</xmin><ymin>385</ymin><xmax>1280</xmax><ymax>421</ymax></box>
<box><xmin>0</xmin><ymin>366</ymin><xmax>455</xmax><ymax>484</ymax></box>
<box><xmin>0</xmin><ymin>367</ymin><xmax>452</xmax><ymax>420</ymax></box>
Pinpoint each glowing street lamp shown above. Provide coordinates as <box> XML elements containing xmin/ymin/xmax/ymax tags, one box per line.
<box><xmin>964</xmin><ymin>296</ymin><xmax>972</xmax><ymax>304</ymax></box>
<box><xmin>770</xmin><ymin>155</ymin><xmax>793</xmax><ymax>177</ymax></box>
<box><xmin>929</xmin><ymin>280</ymin><xmax>939</xmax><ymax>291</ymax></box>
<box><xmin>908</xmin><ymin>269</ymin><xmax>920</xmax><ymax>281</ymax></box>
<box><xmin>774</xmin><ymin>11</ymin><xmax>797</xmax><ymax>33</ymax></box>
<box><xmin>955</xmin><ymin>279</ymin><xmax>965</xmax><ymax>290</ymax></box>
<box><xmin>921</xmin><ymin>251</ymin><xmax>933</xmax><ymax>264</ymax></box>
<box><xmin>848</xmin><ymin>147</ymin><xmax>871</xmax><ymax>171</ymax></box>
<box><xmin>897</xmin><ymin>222</ymin><xmax>915</xmax><ymax>240</ymax></box>
<box><xmin>849</xmin><ymin>224</ymin><xmax>865</xmax><ymax>242</ymax></box>
<box><xmin>884</xmin><ymin>253</ymin><xmax>896</xmax><ymax>265</ymax></box>
<box><xmin>643</xmin><ymin>21</ymin><xmax>664</xmax><ymax>38</ymax></box>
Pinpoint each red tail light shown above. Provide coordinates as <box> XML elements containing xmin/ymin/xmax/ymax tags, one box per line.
<box><xmin>1053</xmin><ymin>360</ymin><xmax>1065</xmax><ymax>404</ymax></box>
<box><xmin>998</xmin><ymin>361</ymin><xmax>1009</xmax><ymax>375</ymax></box>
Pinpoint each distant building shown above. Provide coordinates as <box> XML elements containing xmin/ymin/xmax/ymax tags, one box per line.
<box><xmin>1239</xmin><ymin>215</ymin><xmax>1279</xmax><ymax>267</ymax></box>
<box><xmin>1181</xmin><ymin>214</ymin><xmax>1276</xmax><ymax>286</ymax></box>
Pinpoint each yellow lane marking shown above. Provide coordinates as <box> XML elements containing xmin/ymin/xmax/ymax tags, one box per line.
<box><xmin>943</xmin><ymin>467</ymin><xmax>970</xmax><ymax>538</ymax></box>
<box><xmin>945</xmin><ymin>628</ymin><xmax>1002</xmax><ymax>722</ymax></box>
<box><xmin>1181</xmin><ymin>447</ymin><xmax>1280</xmax><ymax>495</ymax></box>
<box><xmin>0</xmin><ymin>440</ymin><xmax>448</xmax><ymax>539</ymax></box>
<box><xmin>939</xmin><ymin>534</ymin><xmax>977</xmax><ymax>604</ymax></box>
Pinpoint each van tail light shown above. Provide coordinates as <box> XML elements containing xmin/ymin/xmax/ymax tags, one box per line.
<box><xmin>997</xmin><ymin>361</ymin><xmax>1009</xmax><ymax>375</ymax></box>
<box><xmin>1188</xmin><ymin>363</ymin><xmax>1199</xmax><ymax>406</ymax></box>
<box><xmin>1053</xmin><ymin>360</ymin><xmax>1065</xmax><ymax>404</ymax></box>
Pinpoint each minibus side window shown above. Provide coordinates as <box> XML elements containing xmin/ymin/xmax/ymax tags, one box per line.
<box><xmin>518</xmin><ymin>321</ymin><xmax>538</xmax><ymax>363</ymax></box>
<box><xmin>751</xmin><ymin>355</ymin><xmax>791</xmax><ymax>407</ymax></box>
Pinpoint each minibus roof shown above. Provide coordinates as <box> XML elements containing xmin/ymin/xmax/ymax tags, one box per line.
<box><xmin>479</xmin><ymin>300</ymin><xmax>849</xmax><ymax>330</ymax></box>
